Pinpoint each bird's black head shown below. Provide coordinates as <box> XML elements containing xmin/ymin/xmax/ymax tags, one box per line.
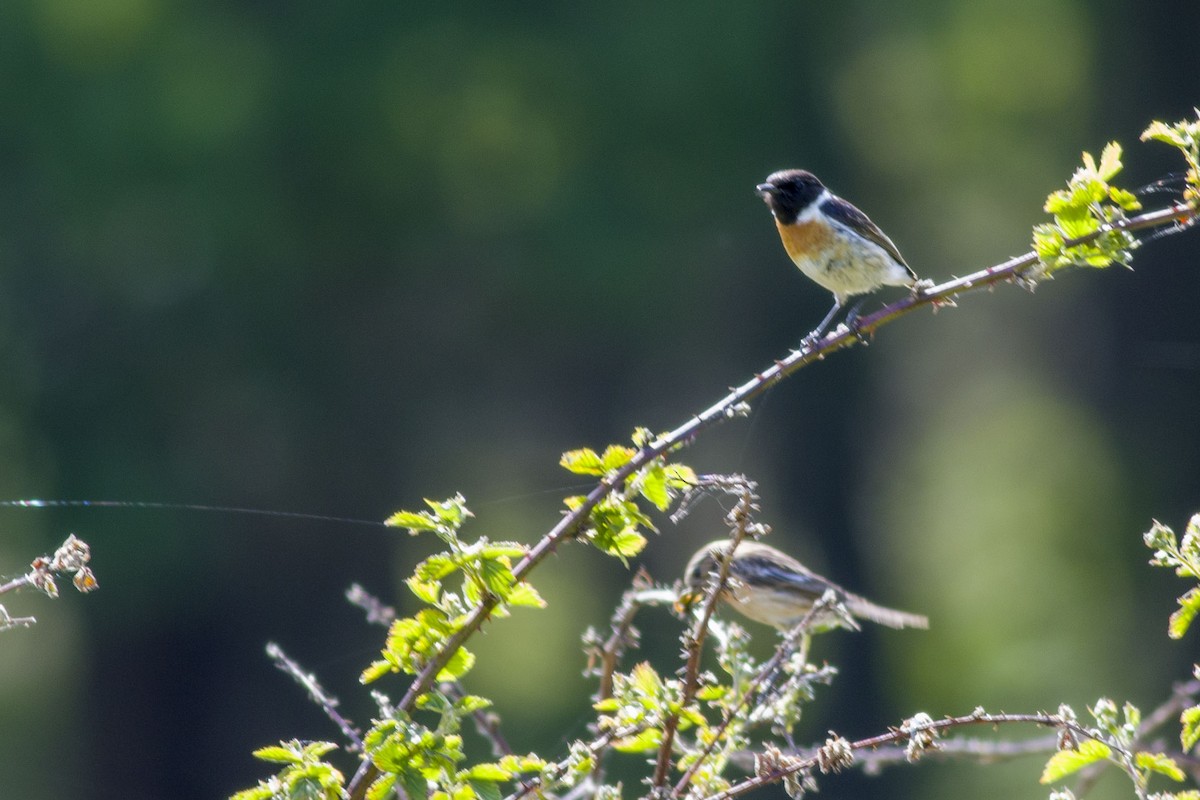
<box><xmin>756</xmin><ymin>169</ymin><xmax>825</xmax><ymax>224</ymax></box>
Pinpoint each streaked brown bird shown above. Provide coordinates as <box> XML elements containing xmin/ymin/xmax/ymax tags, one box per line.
<box><xmin>679</xmin><ymin>540</ymin><xmax>928</xmax><ymax>632</ymax></box>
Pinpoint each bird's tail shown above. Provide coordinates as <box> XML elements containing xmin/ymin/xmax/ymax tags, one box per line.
<box><xmin>845</xmin><ymin>594</ymin><xmax>929</xmax><ymax>630</ymax></box>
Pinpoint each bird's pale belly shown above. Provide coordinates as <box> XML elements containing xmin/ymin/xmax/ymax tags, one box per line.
<box><xmin>775</xmin><ymin>219</ymin><xmax>910</xmax><ymax>303</ymax></box>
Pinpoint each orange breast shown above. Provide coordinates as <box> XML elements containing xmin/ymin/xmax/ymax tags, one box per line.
<box><xmin>775</xmin><ymin>219</ymin><xmax>835</xmax><ymax>265</ymax></box>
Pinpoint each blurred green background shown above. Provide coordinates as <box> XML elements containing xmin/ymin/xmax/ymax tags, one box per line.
<box><xmin>1</xmin><ymin>1</ymin><xmax>1199</xmax><ymax>798</ymax></box>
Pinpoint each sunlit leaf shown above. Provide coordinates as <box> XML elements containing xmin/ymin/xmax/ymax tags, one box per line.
<box><xmin>1181</xmin><ymin>705</ymin><xmax>1200</xmax><ymax>752</ymax></box>
<box><xmin>613</xmin><ymin>728</ymin><xmax>662</xmax><ymax>753</ymax></box>
<box><xmin>252</xmin><ymin>745</ymin><xmax>301</xmax><ymax>764</ymax></box>
<box><xmin>505</xmin><ymin>582</ymin><xmax>546</xmax><ymax>608</ymax></box>
<box><xmin>436</xmin><ymin>647</ymin><xmax>476</xmax><ymax>681</ymax></box>
<box><xmin>639</xmin><ymin>464</ymin><xmax>670</xmax><ymax>511</ymax></box>
<box><xmin>466</xmin><ymin>763</ymin><xmax>512</xmax><ymax>781</ymax></box>
<box><xmin>601</xmin><ymin>445</ymin><xmax>636</xmax><ymax>471</ymax></box>
<box><xmin>386</xmin><ymin>511</ymin><xmax>438</xmax><ymax>532</ymax></box>
<box><xmin>560</xmin><ymin>448</ymin><xmax>605</xmax><ymax>475</ymax></box>
<box><xmin>1098</xmin><ymin>142</ymin><xmax>1123</xmax><ymax>180</ymax></box>
<box><xmin>1135</xmin><ymin>751</ymin><xmax>1185</xmax><ymax>782</ymax></box>
<box><xmin>1040</xmin><ymin>740</ymin><xmax>1111</xmax><ymax>783</ymax></box>
<box><xmin>1169</xmin><ymin>587</ymin><xmax>1200</xmax><ymax>639</ymax></box>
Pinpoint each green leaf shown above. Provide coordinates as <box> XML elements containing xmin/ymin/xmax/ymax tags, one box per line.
<box><xmin>1098</xmin><ymin>141</ymin><xmax>1123</xmax><ymax>180</ymax></box>
<box><xmin>1040</xmin><ymin>740</ymin><xmax>1111</xmax><ymax>783</ymax></box>
<box><xmin>1181</xmin><ymin>705</ymin><xmax>1200</xmax><ymax>752</ymax></box>
<box><xmin>1135</xmin><ymin>751</ymin><xmax>1185</xmax><ymax>782</ymax></box>
<box><xmin>631</xmin><ymin>661</ymin><xmax>663</xmax><ymax>695</ymax></box>
<box><xmin>664</xmin><ymin>464</ymin><xmax>698</xmax><ymax>489</ymax></box>
<box><xmin>436</xmin><ymin>647</ymin><xmax>476</xmax><ymax>681</ymax></box>
<box><xmin>479</xmin><ymin>558</ymin><xmax>516</xmax><ymax>597</ymax></box>
<box><xmin>407</xmin><ymin>575</ymin><xmax>441</xmax><ymax>605</ymax></box>
<box><xmin>479</xmin><ymin>543</ymin><xmax>527</xmax><ymax>559</ymax></box>
<box><xmin>1108</xmin><ymin>186</ymin><xmax>1141</xmax><ymax>211</ymax></box>
<box><xmin>361</xmin><ymin>659</ymin><xmax>395</xmax><ymax>684</ymax></box>
<box><xmin>1142</xmin><ymin>120</ymin><xmax>1187</xmax><ymax>148</ymax></box>
<box><xmin>416</xmin><ymin>554</ymin><xmax>460</xmax><ymax>582</ymax></box>
<box><xmin>469</xmin><ymin>780</ymin><xmax>503</xmax><ymax>800</ymax></box>
<box><xmin>230</xmin><ymin>789</ymin><xmax>274</xmax><ymax>800</ymax></box>
<box><xmin>466</xmin><ymin>763</ymin><xmax>512</xmax><ymax>781</ymax></box>
<box><xmin>607</xmin><ymin>528</ymin><xmax>646</xmax><ymax>558</ymax></box>
<box><xmin>601</xmin><ymin>445</ymin><xmax>636</xmax><ymax>471</ymax></box>
<box><xmin>560</xmin><ymin>448</ymin><xmax>605</xmax><ymax>475</ymax></box>
<box><xmin>252</xmin><ymin>745</ymin><xmax>301</xmax><ymax>764</ymax></box>
<box><xmin>505</xmin><ymin>582</ymin><xmax>546</xmax><ymax>609</ymax></box>
<box><xmin>426</xmin><ymin>495</ymin><xmax>471</xmax><ymax>526</ymax></box>
<box><xmin>639</xmin><ymin>464</ymin><xmax>670</xmax><ymax>511</ymax></box>
<box><xmin>456</xmin><ymin>694</ymin><xmax>493</xmax><ymax>713</ymax></box>
<box><xmin>386</xmin><ymin>511</ymin><xmax>438</xmax><ymax>532</ymax></box>
<box><xmin>398</xmin><ymin>769</ymin><xmax>429</xmax><ymax>800</ymax></box>
<box><xmin>613</xmin><ymin>728</ymin><xmax>662</xmax><ymax>753</ymax></box>
<box><xmin>1169</xmin><ymin>586</ymin><xmax>1200</xmax><ymax>639</ymax></box>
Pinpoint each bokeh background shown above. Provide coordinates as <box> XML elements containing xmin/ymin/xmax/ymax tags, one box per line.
<box><xmin>2</xmin><ymin>2</ymin><xmax>1199</xmax><ymax>798</ymax></box>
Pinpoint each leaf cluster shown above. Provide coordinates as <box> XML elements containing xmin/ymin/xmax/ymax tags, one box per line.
<box><xmin>1032</xmin><ymin>142</ymin><xmax>1141</xmax><ymax>273</ymax></box>
<box><xmin>1141</xmin><ymin>111</ymin><xmax>1200</xmax><ymax>207</ymax></box>
<box><xmin>560</xmin><ymin>427</ymin><xmax>698</xmax><ymax>564</ymax></box>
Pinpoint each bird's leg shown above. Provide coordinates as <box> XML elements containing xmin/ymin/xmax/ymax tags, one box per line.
<box><xmin>801</xmin><ymin>299</ymin><xmax>843</xmax><ymax>348</ymax></box>
<box><xmin>843</xmin><ymin>297</ymin><xmax>868</xmax><ymax>329</ymax></box>
<box><xmin>843</xmin><ymin>297</ymin><xmax>872</xmax><ymax>344</ymax></box>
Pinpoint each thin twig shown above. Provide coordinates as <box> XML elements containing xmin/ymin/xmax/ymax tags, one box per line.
<box><xmin>652</xmin><ymin>484</ymin><xmax>758</xmax><ymax>789</ymax></box>
<box><xmin>706</xmin><ymin>711</ymin><xmax>1125</xmax><ymax>800</ymax></box>
<box><xmin>266</xmin><ymin>642</ymin><xmax>363</xmax><ymax>752</ymax></box>
<box><xmin>671</xmin><ymin>595</ymin><xmax>835</xmax><ymax>796</ymax></box>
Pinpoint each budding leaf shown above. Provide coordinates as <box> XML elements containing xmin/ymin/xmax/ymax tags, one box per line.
<box><xmin>1182</xmin><ymin>705</ymin><xmax>1200</xmax><ymax>752</ymax></box>
<box><xmin>1135</xmin><ymin>751</ymin><xmax>1185</xmax><ymax>782</ymax></box>
<box><xmin>1169</xmin><ymin>587</ymin><xmax>1200</xmax><ymax>639</ymax></box>
<box><xmin>436</xmin><ymin>647</ymin><xmax>476</xmax><ymax>681</ymax></box>
<box><xmin>385</xmin><ymin>511</ymin><xmax>438</xmax><ymax>532</ymax></box>
<box><xmin>1041</xmin><ymin>740</ymin><xmax>1111</xmax><ymax>783</ymax></box>
<box><xmin>252</xmin><ymin>745</ymin><xmax>302</xmax><ymax>764</ymax></box>
<box><xmin>560</xmin><ymin>448</ymin><xmax>605</xmax><ymax>475</ymax></box>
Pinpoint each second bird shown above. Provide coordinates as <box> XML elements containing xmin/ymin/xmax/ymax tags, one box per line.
<box><xmin>757</xmin><ymin>169</ymin><xmax>918</xmax><ymax>338</ymax></box>
<box><xmin>681</xmin><ymin>540</ymin><xmax>928</xmax><ymax>632</ymax></box>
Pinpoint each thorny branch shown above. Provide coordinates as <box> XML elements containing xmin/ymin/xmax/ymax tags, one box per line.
<box><xmin>348</xmin><ymin>199</ymin><xmax>1197</xmax><ymax>800</ymax></box>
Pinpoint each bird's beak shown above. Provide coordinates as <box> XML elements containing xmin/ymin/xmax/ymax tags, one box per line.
<box><xmin>755</xmin><ymin>183</ymin><xmax>774</xmax><ymax>196</ymax></box>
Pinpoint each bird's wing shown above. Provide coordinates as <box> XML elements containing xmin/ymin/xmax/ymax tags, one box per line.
<box><xmin>820</xmin><ymin>196</ymin><xmax>915</xmax><ymax>277</ymax></box>
<box><xmin>733</xmin><ymin>554</ymin><xmax>835</xmax><ymax>597</ymax></box>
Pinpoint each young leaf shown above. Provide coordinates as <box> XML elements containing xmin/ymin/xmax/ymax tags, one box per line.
<box><xmin>505</xmin><ymin>582</ymin><xmax>547</xmax><ymax>609</ymax></box>
<box><xmin>469</xmin><ymin>780</ymin><xmax>503</xmax><ymax>800</ymax></box>
<box><xmin>386</xmin><ymin>511</ymin><xmax>439</xmax><ymax>532</ymax></box>
<box><xmin>407</xmin><ymin>576</ymin><xmax>441</xmax><ymax>605</ymax></box>
<box><xmin>230</xmin><ymin>789</ymin><xmax>274</xmax><ymax>800</ymax></box>
<box><xmin>638</xmin><ymin>463</ymin><xmax>670</xmax><ymax>511</ymax></box>
<box><xmin>1135</xmin><ymin>751</ymin><xmax>1185</xmax><ymax>782</ymax></box>
<box><xmin>1098</xmin><ymin>142</ymin><xmax>1123</xmax><ymax>181</ymax></box>
<box><xmin>252</xmin><ymin>745</ymin><xmax>303</xmax><ymax>764</ymax></box>
<box><xmin>466</xmin><ymin>763</ymin><xmax>512</xmax><ymax>781</ymax></box>
<box><xmin>1181</xmin><ymin>705</ymin><xmax>1200</xmax><ymax>752</ymax></box>
<box><xmin>601</xmin><ymin>444</ymin><xmax>636</xmax><ymax>471</ymax></box>
<box><xmin>560</xmin><ymin>448</ymin><xmax>605</xmax><ymax>475</ymax></box>
<box><xmin>1169</xmin><ymin>586</ymin><xmax>1200</xmax><ymax>639</ymax></box>
<box><xmin>1040</xmin><ymin>740</ymin><xmax>1111</xmax><ymax>783</ymax></box>
<box><xmin>613</xmin><ymin>727</ymin><xmax>663</xmax><ymax>753</ymax></box>
<box><xmin>436</xmin><ymin>647</ymin><xmax>477</xmax><ymax>681</ymax></box>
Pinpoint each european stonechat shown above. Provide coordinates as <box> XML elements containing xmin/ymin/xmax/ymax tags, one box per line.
<box><xmin>679</xmin><ymin>540</ymin><xmax>928</xmax><ymax>632</ymax></box>
<box><xmin>757</xmin><ymin>169</ymin><xmax>918</xmax><ymax>339</ymax></box>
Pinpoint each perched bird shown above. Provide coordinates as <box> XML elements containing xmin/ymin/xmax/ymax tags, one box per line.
<box><xmin>756</xmin><ymin>169</ymin><xmax>918</xmax><ymax>338</ymax></box>
<box><xmin>679</xmin><ymin>540</ymin><xmax>928</xmax><ymax>632</ymax></box>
